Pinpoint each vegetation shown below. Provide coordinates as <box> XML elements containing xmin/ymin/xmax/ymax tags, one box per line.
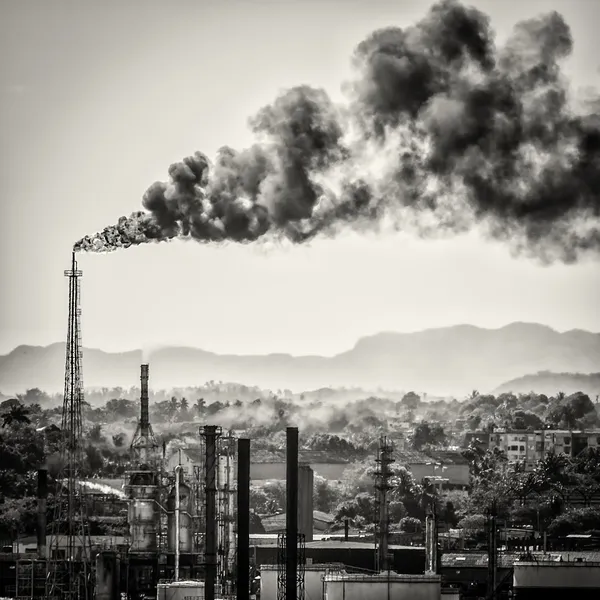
<box><xmin>0</xmin><ymin>384</ymin><xmax>599</xmax><ymax>543</ymax></box>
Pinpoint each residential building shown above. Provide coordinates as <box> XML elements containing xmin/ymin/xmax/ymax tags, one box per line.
<box><xmin>487</xmin><ymin>429</ymin><xmax>600</xmax><ymax>470</ymax></box>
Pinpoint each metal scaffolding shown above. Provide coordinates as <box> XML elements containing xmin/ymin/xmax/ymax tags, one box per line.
<box><xmin>276</xmin><ymin>533</ymin><xmax>305</xmax><ymax>600</ymax></box>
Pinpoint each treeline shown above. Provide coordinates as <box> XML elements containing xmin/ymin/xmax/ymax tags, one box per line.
<box><xmin>460</xmin><ymin>390</ymin><xmax>600</xmax><ymax>431</ymax></box>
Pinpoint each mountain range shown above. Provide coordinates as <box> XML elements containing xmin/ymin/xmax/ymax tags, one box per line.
<box><xmin>0</xmin><ymin>322</ymin><xmax>599</xmax><ymax>397</ymax></box>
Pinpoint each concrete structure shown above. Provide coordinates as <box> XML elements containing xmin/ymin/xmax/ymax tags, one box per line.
<box><xmin>513</xmin><ymin>559</ymin><xmax>600</xmax><ymax>599</ymax></box>
<box><xmin>156</xmin><ymin>580</ymin><xmax>205</xmax><ymax>600</ymax></box>
<box><xmin>323</xmin><ymin>571</ymin><xmax>441</xmax><ymax>600</ymax></box>
<box><xmin>260</xmin><ymin>563</ymin><xmax>344</xmax><ymax>600</ymax></box>
<box><xmin>298</xmin><ymin>465</ymin><xmax>314</xmax><ymax>542</ymax></box>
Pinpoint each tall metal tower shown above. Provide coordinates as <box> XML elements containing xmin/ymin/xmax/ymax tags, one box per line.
<box><xmin>46</xmin><ymin>252</ymin><xmax>93</xmax><ymax>599</ymax></box>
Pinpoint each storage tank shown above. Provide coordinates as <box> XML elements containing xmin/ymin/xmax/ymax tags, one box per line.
<box><xmin>323</xmin><ymin>571</ymin><xmax>441</xmax><ymax>600</ymax></box>
<box><xmin>157</xmin><ymin>580</ymin><xmax>205</xmax><ymax>600</ymax></box>
<box><xmin>167</xmin><ymin>480</ymin><xmax>194</xmax><ymax>554</ymax></box>
<box><xmin>126</xmin><ymin>470</ymin><xmax>159</xmax><ymax>552</ymax></box>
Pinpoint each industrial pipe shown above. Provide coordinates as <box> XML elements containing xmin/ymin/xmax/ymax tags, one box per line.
<box><xmin>37</xmin><ymin>468</ymin><xmax>47</xmax><ymax>559</ymax></box>
<box><xmin>286</xmin><ymin>427</ymin><xmax>299</xmax><ymax>600</ymax></box>
<box><xmin>237</xmin><ymin>438</ymin><xmax>250</xmax><ymax>600</ymax></box>
<box><xmin>174</xmin><ymin>465</ymin><xmax>182</xmax><ymax>582</ymax></box>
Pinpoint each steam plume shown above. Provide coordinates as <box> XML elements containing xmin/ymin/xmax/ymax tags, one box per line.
<box><xmin>74</xmin><ymin>1</ymin><xmax>600</xmax><ymax>264</ymax></box>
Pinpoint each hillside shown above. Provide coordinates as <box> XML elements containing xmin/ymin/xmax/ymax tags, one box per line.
<box><xmin>494</xmin><ymin>371</ymin><xmax>600</xmax><ymax>398</ymax></box>
<box><xmin>0</xmin><ymin>322</ymin><xmax>598</xmax><ymax>396</ymax></box>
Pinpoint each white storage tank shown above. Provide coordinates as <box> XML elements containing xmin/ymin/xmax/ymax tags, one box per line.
<box><xmin>324</xmin><ymin>571</ymin><xmax>441</xmax><ymax>600</ymax></box>
<box><xmin>156</xmin><ymin>580</ymin><xmax>205</xmax><ymax>600</ymax></box>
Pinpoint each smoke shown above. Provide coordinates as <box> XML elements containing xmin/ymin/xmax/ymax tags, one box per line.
<box><xmin>74</xmin><ymin>1</ymin><xmax>600</xmax><ymax>264</ymax></box>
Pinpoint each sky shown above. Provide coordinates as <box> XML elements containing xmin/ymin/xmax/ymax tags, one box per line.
<box><xmin>1</xmin><ymin>0</ymin><xmax>599</xmax><ymax>357</ymax></box>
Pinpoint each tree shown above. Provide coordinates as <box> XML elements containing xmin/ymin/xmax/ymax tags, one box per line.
<box><xmin>511</xmin><ymin>410</ymin><xmax>544</xmax><ymax>431</ymax></box>
<box><xmin>334</xmin><ymin>492</ymin><xmax>377</xmax><ymax>525</ymax></box>
<box><xmin>400</xmin><ymin>392</ymin><xmax>421</xmax><ymax>411</ymax></box>
<box><xmin>195</xmin><ymin>398</ymin><xmax>206</xmax><ymax>416</ymax></box>
<box><xmin>547</xmin><ymin>507</ymin><xmax>600</xmax><ymax>537</ymax></box>
<box><xmin>1</xmin><ymin>402</ymin><xmax>31</xmax><ymax>428</ymax></box>
<box><xmin>313</xmin><ymin>475</ymin><xmax>344</xmax><ymax>513</ymax></box>
<box><xmin>411</xmin><ymin>422</ymin><xmax>446</xmax><ymax>451</ymax></box>
<box><xmin>547</xmin><ymin>392</ymin><xmax>597</xmax><ymax>429</ymax></box>
<box><xmin>458</xmin><ymin>514</ymin><xmax>486</xmax><ymax>537</ymax></box>
<box><xmin>399</xmin><ymin>516</ymin><xmax>422</xmax><ymax>533</ymax></box>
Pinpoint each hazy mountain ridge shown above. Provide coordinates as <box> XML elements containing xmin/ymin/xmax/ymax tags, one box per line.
<box><xmin>494</xmin><ymin>371</ymin><xmax>600</xmax><ymax>398</ymax></box>
<box><xmin>1</xmin><ymin>322</ymin><xmax>598</xmax><ymax>396</ymax></box>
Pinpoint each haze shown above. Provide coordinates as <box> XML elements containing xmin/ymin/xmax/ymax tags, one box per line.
<box><xmin>1</xmin><ymin>0</ymin><xmax>600</xmax><ymax>357</ymax></box>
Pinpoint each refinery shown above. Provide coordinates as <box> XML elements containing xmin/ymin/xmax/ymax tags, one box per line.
<box><xmin>0</xmin><ymin>252</ymin><xmax>598</xmax><ymax>600</ymax></box>
<box><xmin>0</xmin><ymin>255</ymin><xmax>446</xmax><ymax>600</ymax></box>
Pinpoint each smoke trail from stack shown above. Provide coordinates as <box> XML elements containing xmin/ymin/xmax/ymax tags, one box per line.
<box><xmin>74</xmin><ymin>0</ymin><xmax>600</xmax><ymax>264</ymax></box>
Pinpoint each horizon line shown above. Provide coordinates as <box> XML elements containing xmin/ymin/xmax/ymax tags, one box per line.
<box><xmin>2</xmin><ymin>320</ymin><xmax>598</xmax><ymax>359</ymax></box>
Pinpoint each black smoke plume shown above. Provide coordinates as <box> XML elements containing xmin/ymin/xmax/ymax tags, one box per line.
<box><xmin>74</xmin><ymin>0</ymin><xmax>600</xmax><ymax>264</ymax></box>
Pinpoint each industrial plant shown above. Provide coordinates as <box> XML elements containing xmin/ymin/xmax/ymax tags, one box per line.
<box><xmin>2</xmin><ymin>256</ymin><xmax>600</xmax><ymax>600</ymax></box>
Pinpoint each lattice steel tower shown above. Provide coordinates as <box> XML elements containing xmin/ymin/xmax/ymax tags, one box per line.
<box><xmin>45</xmin><ymin>252</ymin><xmax>93</xmax><ymax>599</ymax></box>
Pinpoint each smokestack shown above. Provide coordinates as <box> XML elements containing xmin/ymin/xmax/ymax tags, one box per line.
<box><xmin>174</xmin><ymin>465</ymin><xmax>182</xmax><ymax>582</ymax></box>
<box><xmin>237</xmin><ymin>439</ymin><xmax>251</xmax><ymax>600</ymax></box>
<box><xmin>286</xmin><ymin>427</ymin><xmax>299</xmax><ymax>600</ymax></box>
<box><xmin>140</xmin><ymin>364</ymin><xmax>149</xmax><ymax>437</ymax></box>
<box><xmin>204</xmin><ymin>426</ymin><xmax>218</xmax><ymax>600</ymax></box>
<box><xmin>37</xmin><ymin>468</ymin><xmax>47</xmax><ymax>559</ymax></box>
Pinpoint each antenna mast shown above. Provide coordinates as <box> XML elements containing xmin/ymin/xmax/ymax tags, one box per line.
<box><xmin>46</xmin><ymin>252</ymin><xmax>93</xmax><ymax>599</ymax></box>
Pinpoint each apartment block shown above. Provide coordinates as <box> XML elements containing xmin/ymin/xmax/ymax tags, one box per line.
<box><xmin>481</xmin><ymin>429</ymin><xmax>600</xmax><ymax>470</ymax></box>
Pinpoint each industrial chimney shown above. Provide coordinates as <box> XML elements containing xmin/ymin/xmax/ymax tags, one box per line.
<box><xmin>37</xmin><ymin>468</ymin><xmax>48</xmax><ymax>559</ymax></box>
<box><xmin>286</xmin><ymin>427</ymin><xmax>299</xmax><ymax>600</ymax></box>
<box><xmin>237</xmin><ymin>438</ymin><xmax>250</xmax><ymax>600</ymax></box>
<box><xmin>203</xmin><ymin>425</ymin><xmax>219</xmax><ymax>600</ymax></box>
<box><xmin>140</xmin><ymin>364</ymin><xmax>149</xmax><ymax>438</ymax></box>
<box><xmin>130</xmin><ymin>363</ymin><xmax>157</xmax><ymax>466</ymax></box>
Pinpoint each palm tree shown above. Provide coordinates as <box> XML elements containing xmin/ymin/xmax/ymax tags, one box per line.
<box><xmin>1</xmin><ymin>403</ymin><xmax>31</xmax><ymax>428</ymax></box>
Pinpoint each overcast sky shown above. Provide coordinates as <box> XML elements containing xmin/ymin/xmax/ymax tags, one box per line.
<box><xmin>1</xmin><ymin>0</ymin><xmax>599</xmax><ymax>357</ymax></box>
